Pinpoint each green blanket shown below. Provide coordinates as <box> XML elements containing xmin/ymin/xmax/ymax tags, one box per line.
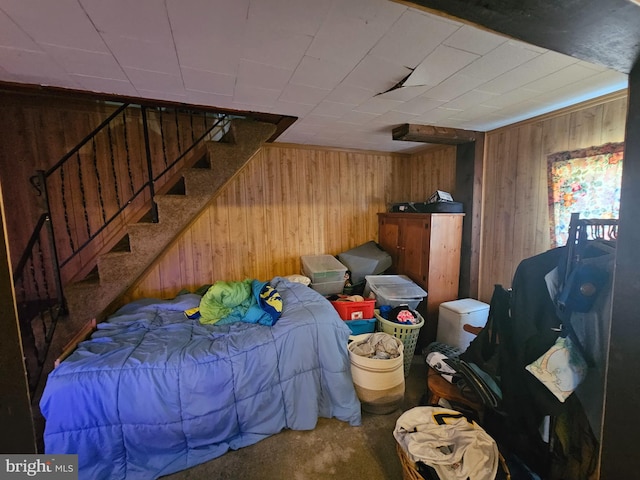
<box><xmin>199</xmin><ymin>279</ymin><xmax>281</xmax><ymax>326</ymax></box>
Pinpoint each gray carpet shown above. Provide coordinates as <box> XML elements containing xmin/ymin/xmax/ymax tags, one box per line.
<box><xmin>162</xmin><ymin>356</ymin><xmax>428</xmax><ymax>480</ymax></box>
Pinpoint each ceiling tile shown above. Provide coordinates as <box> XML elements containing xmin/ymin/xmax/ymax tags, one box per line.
<box><xmin>269</xmin><ymin>99</ymin><xmax>316</xmax><ymax>118</ymax></box>
<box><xmin>166</xmin><ymin>0</ymin><xmax>249</xmax><ymax>42</ymax></box>
<box><xmin>70</xmin><ymin>74</ymin><xmax>138</xmax><ymax>96</ymax></box>
<box><xmin>237</xmin><ymin>60</ymin><xmax>293</xmax><ymax>91</ymax></box>
<box><xmin>355</xmin><ymin>96</ymin><xmax>403</xmax><ymax>115</ymax></box>
<box><xmin>42</xmin><ymin>44</ymin><xmax>128</xmax><ymax>80</ymax></box>
<box><xmin>421</xmin><ymin>74</ymin><xmax>486</xmax><ymax>102</ymax></box>
<box><xmin>376</xmin><ymin>85</ymin><xmax>431</xmax><ymax>102</ymax></box>
<box><xmin>124</xmin><ymin>67</ymin><xmax>184</xmax><ymax>93</ymax></box>
<box><xmin>338</xmin><ymin>110</ymin><xmax>379</xmax><ymax>125</ymax></box>
<box><xmin>247</xmin><ymin>0</ymin><xmax>332</xmax><ymax>37</ymax></box>
<box><xmin>404</xmin><ymin>45</ymin><xmax>479</xmax><ymax>87</ymax></box>
<box><xmin>325</xmin><ymin>83</ymin><xmax>375</xmax><ymax>105</ymax></box>
<box><xmin>447</xmin><ymin>103</ymin><xmax>501</xmax><ymax>122</ymax></box>
<box><xmin>456</xmin><ymin>41</ymin><xmax>541</xmax><ymax>83</ymax></box>
<box><xmin>370</xmin><ymin>10</ymin><xmax>460</xmax><ymax>68</ymax></box>
<box><xmin>279</xmin><ymin>83</ymin><xmax>330</xmax><ymax>105</ymax></box>
<box><xmin>0</xmin><ymin>9</ymin><xmax>41</xmax><ymax>50</ymax></box>
<box><xmin>182</xmin><ymin>67</ymin><xmax>235</xmax><ymax>96</ymax></box>
<box><xmin>185</xmin><ymin>90</ymin><xmax>233</xmax><ymax>109</ymax></box>
<box><xmin>0</xmin><ymin>46</ymin><xmax>77</xmax><ymax>85</ymax></box>
<box><xmin>100</xmin><ymin>35</ymin><xmax>180</xmax><ymax>75</ymax></box>
<box><xmin>306</xmin><ymin>0</ymin><xmax>403</xmax><ymax>66</ymax></box>
<box><xmin>370</xmin><ymin>110</ymin><xmax>420</xmax><ymax>125</ymax></box>
<box><xmin>413</xmin><ymin>107</ymin><xmax>463</xmax><ymax>125</ymax></box>
<box><xmin>392</xmin><ymin>97</ymin><xmax>445</xmax><ymax>115</ymax></box>
<box><xmin>310</xmin><ymin>101</ymin><xmax>356</xmax><ymax>118</ymax></box>
<box><xmin>478</xmin><ymin>51</ymin><xmax>579</xmax><ymax>94</ymax></box>
<box><xmin>233</xmin><ymin>83</ymin><xmax>280</xmax><ymax>107</ymax></box>
<box><xmin>0</xmin><ymin>64</ymin><xmax>18</xmax><ymax>82</ymax></box>
<box><xmin>241</xmin><ymin>23</ymin><xmax>312</xmax><ymax>71</ymax></box>
<box><xmin>533</xmin><ymin>71</ymin><xmax>628</xmax><ymax>108</ymax></box>
<box><xmin>179</xmin><ymin>46</ymin><xmax>241</xmax><ymax>77</ymax></box>
<box><xmin>2</xmin><ymin>0</ymin><xmax>107</xmax><ymax>51</ymax></box>
<box><xmin>290</xmin><ymin>56</ymin><xmax>352</xmax><ymax>90</ymax></box>
<box><xmin>343</xmin><ymin>55</ymin><xmax>411</xmax><ymax>93</ymax></box>
<box><xmin>136</xmin><ymin>89</ymin><xmax>187</xmax><ymax>103</ymax></box>
<box><xmin>442</xmin><ymin>24</ymin><xmax>508</xmax><ymax>55</ymax></box>
<box><xmin>443</xmin><ymin>89</ymin><xmax>499</xmax><ymax>110</ymax></box>
<box><xmin>276</xmin><ymin>130</ymin><xmax>317</xmax><ymax>145</ymax></box>
<box><xmin>523</xmin><ymin>63</ymin><xmax>601</xmax><ymax>93</ymax></box>
<box><xmin>480</xmin><ymin>87</ymin><xmax>543</xmax><ymax>109</ymax></box>
<box><xmin>167</xmin><ymin>0</ymin><xmax>248</xmax><ymax>73</ymax></box>
<box><xmin>81</xmin><ymin>0</ymin><xmax>173</xmax><ymax>44</ymax></box>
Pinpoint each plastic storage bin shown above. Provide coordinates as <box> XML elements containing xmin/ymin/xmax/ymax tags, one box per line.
<box><xmin>345</xmin><ymin>318</ymin><xmax>376</xmax><ymax>335</ymax></box>
<box><xmin>363</xmin><ymin>275</ymin><xmax>427</xmax><ymax>309</ymax></box>
<box><xmin>301</xmin><ymin>255</ymin><xmax>347</xmax><ymax>284</ymax></box>
<box><xmin>437</xmin><ymin>298</ymin><xmax>489</xmax><ymax>350</ymax></box>
<box><xmin>338</xmin><ymin>241</ymin><xmax>392</xmax><ymax>285</ymax></box>
<box><xmin>374</xmin><ymin>309</ymin><xmax>424</xmax><ymax>377</ymax></box>
<box><xmin>309</xmin><ymin>280</ymin><xmax>346</xmax><ymax>296</ymax></box>
<box><xmin>330</xmin><ymin>298</ymin><xmax>376</xmax><ymax>320</ymax></box>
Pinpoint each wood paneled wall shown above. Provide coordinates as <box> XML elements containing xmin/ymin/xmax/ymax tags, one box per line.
<box><xmin>0</xmin><ymin>92</ymin><xmax>117</xmax><ymax>269</ymax></box>
<box><xmin>124</xmin><ymin>143</ymin><xmax>457</xmax><ymax>301</ymax></box>
<box><xmin>478</xmin><ymin>91</ymin><xmax>628</xmax><ymax>302</ymax></box>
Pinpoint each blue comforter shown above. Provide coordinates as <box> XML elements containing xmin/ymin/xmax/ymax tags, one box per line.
<box><xmin>40</xmin><ymin>278</ymin><xmax>362</xmax><ymax>479</ymax></box>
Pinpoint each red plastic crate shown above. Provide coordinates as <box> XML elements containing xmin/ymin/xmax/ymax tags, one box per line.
<box><xmin>330</xmin><ymin>298</ymin><xmax>376</xmax><ymax>320</ymax></box>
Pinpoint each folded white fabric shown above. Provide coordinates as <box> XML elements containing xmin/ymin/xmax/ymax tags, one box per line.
<box><xmin>394</xmin><ymin>406</ymin><xmax>498</xmax><ymax>480</ymax></box>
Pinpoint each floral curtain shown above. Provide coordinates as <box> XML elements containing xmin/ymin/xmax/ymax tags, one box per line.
<box><xmin>547</xmin><ymin>142</ymin><xmax>624</xmax><ymax>247</ymax></box>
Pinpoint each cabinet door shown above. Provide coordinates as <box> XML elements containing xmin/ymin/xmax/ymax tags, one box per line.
<box><xmin>399</xmin><ymin>217</ymin><xmax>428</xmax><ymax>288</ymax></box>
<box><xmin>378</xmin><ymin>216</ymin><xmax>401</xmax><ymax>271</ymax></box>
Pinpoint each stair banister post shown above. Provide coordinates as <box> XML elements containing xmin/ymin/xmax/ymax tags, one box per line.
<box><xmin>141</xmin><ymin>106</ymin><xmax>159</xmax><ymax>223</ymax></box>
<box><xmin>36</xmin><ymin>169</ymin><xmax>66</xmax><ymax>315</ymax></box>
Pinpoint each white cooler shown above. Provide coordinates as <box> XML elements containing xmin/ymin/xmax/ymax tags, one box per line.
<box><xmin>437</xmin><ymin>298</ymin><xmax>489</xmax><ymax>351</ymax></box>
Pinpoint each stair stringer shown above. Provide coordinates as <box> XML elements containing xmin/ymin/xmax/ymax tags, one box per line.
<box><xmin>63</xmin><ymin>119</ymin><xmax>277</xmax><ymax>328</ymax></box>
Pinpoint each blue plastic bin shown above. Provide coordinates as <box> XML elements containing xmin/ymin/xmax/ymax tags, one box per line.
<box><xmin>344</xmin><ymin>318</ymin><xmax>376</xmax><ymax>335</ymax></box>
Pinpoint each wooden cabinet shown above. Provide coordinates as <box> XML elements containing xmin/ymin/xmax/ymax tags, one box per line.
<box><xmin>378</xmin><ymin>213</ymin><xmax>464</xmax><ymax>345</ymax></box>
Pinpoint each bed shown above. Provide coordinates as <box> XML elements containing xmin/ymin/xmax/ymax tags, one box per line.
<box><xmin>40</xmin><ymin>277</ymin><xmax>362</xmax><ymax>480</ymax></box>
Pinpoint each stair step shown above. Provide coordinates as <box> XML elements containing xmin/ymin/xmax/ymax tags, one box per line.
<box><xmin>97</xmin><ymin>251</ymin><xmax>147</xmax><ymax>284</ymax></box>
<box><xmin>155</xmin><ymin>194</ymin><xmax>210</xmax><ymax>223</ymax></box>
<box><xmin>182</xmin><ymin>169</ymin><xmax>219</xmax><ymax>196</ymax></box>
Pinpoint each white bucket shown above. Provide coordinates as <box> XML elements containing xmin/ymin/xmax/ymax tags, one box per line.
<box><xmin>348</xmin><ymin>333</ymin><xmax>405</xmax><ymax>414</ymax></box>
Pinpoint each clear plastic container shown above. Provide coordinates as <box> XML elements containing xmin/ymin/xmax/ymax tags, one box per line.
<box><xmin>364</xmin><ymin>275</ymin><xmax>427</xmax><ymax>309</ymax></box>
<box><xmin>301</xmin><ymin>255</ymin><xmax>347</xmax><ymax>284</ymax></box>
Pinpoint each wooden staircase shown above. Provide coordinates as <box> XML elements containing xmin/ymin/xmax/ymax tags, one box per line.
<box><xmin>62</xmin><ymin>118</ymin><xmax>276</xmax><ymax>331</ymax></box>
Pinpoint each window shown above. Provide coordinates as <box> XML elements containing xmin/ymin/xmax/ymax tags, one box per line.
<box><xmin>547</xmin><ymin>142</ymin><xmax>624</xmax><ymax>247</ymax></box>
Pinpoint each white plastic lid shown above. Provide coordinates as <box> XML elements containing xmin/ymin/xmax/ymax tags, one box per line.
<box><xmin>440</xmin><ymin>298</ymin><xmax>489</xmax><ymax>314</ymax></box>
<box><xmin>366</xmin><ymin>275</ymin><xmax>427</xmax><ymax>299</ymax></box>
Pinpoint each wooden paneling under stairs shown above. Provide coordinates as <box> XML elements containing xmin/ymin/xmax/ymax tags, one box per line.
<box><xmin>62</xmin><ymin>118</ymin><xmax>276</xmax><ymax>330</ymax></box>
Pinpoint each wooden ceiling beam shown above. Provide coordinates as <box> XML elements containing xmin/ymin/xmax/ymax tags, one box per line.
<box><xmin>392</xmin><ymin>123</ymin><xmax>480</xmax><ymax>145</ymax></box>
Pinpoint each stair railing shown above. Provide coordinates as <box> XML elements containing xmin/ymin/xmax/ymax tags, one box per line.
<box><xmin>13</xmin><ymin>212</ymin><xmax>64</xmax><ymax>397</ymax></box>
<box><xmin>16</xmin><ymin>101</ymin><xmax>234</xmax><ymax>398</ymax></box>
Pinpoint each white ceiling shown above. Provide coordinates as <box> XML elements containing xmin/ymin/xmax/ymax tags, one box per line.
<box><xmin>0</xmin><ymin>0</ymin><xmax>629</xmax><ymax>153</ymax></box>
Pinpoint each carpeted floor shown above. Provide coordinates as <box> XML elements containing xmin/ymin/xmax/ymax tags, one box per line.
<box><xmin>162</xmin><ymin>355</ymin><xmax>429</xmax><ymax>480</ymax></box>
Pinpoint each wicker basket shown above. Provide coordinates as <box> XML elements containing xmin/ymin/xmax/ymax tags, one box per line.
<box><xmin>396</xmin><ymin>442</ymin><xmax>423</xmax><ymax>480</ymax></box>
<box><xmin>375</xmin><ymin>310</ymin><xmax>424</xmax><ymax>377</ymax></box>
<box><xmin>395</xmin><ymin>441</ymin><xmax>512</xmax><ymax>480</ymax></box>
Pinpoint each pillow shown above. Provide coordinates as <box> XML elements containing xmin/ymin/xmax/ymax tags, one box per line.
<box><xmin>525</xmin><ymin>335</ymin><xmax>587</xmax><ymax>402</ymax></box>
